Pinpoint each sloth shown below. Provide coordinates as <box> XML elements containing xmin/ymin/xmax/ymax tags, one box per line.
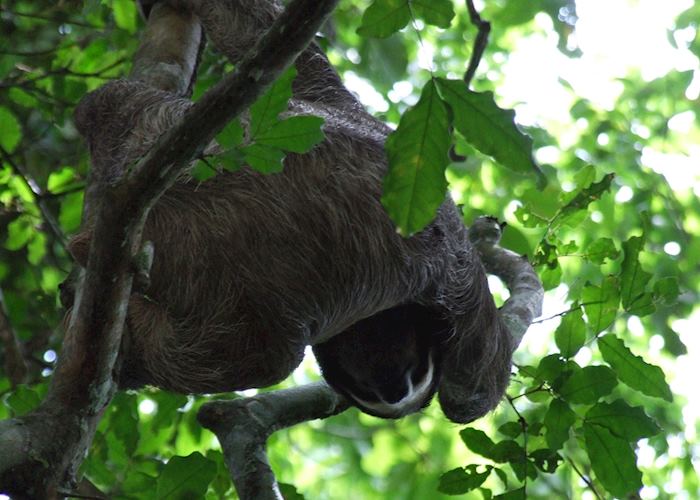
<box><xmin>65</xmin><ymin>0</ymin><xmax>513</xmax><ymax>424</ymax></box>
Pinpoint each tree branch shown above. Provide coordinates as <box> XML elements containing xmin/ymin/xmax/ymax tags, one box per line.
<box><xmin>468</xmin><ymin>217</ymin><xmax>543</xmax><ymax>350</ymax></box>
<box><xmin>198</xmin><ymin>383</ymin><xmax>349</xmax><ymax>500</ymax></box>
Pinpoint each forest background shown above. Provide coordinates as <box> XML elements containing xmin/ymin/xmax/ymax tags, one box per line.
<box><xmin>0</xmin><ymin>0</ymin><xmax>698</xmax><ymax>498</ymax></box>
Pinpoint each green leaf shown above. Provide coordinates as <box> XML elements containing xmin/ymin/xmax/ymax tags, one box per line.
<box><xmin>435</xmin><ymin>78</ymin><xmax>543</xmax><ymax>181</ymax></box>
<box><xmin>585</xmin><ymin>400</ymin><xmax>661</xmax><ymax>441</ymax></box>
<box><xmin>494</xmin><ymin>487</ymin><xmax>526</xmax><ymax>499</ymax></box>
<box><xmin>27</xmin><ymin>232</ymin><xmax>46</xmax><ymax>265</ymax></box>
<box><xmin>59</xmin><ymin>192</ymin><xmax>84</xmax><ymax>233</ymax></box>
<box><xmin>219</xmin><ymin>148</ymin><xmax>245</xmax><ymax>173</ymax></box>
<box><xmin>5</xmin><ymin>217</ymin><xmax>33</xmax><ymax>251</ymax></box>
<box><xmin>620</xmin><ymin>236</ymin><xmax>653</xmax><ymax>313</ymax></box>
<box><xmin>530</xmin><ymin>449</ymin><xmax>563</xmax><ymax>473</ymax></box>
<box><xmin>249</xmin><ymin>68</ymin><xmax>296</xmax><ymax>137</ymax></box>
<box><xmin>47</xmin><ymin>167</ymin><xmax>78</xmax><ymax>194</ymax></box>
<box><xmin>111</xmin><ymin>393</ymin><xmax>140</xmax><ymax>456</ymax></box>
<box><xmin>653</xmin><ymin>277</ymin><xmax>680</xmax><ymax>306</ymax></box>
<box><xmin>534</xmin><ymin>354</ymin><xmax>566</xmax><ymax>385</ymax></box>
<box><xmin>242</xmin><ymin>144</ymin><xmax>286</xmax><ymax>173</ymax></box>
<box><xmin>554</xmin><ymin>308</ymin><xmax>586</xmax><ymax>358</ymax></box>
<box><xmin>6</xmin><ymin>385</ymin><xmax>41</xmax><ymax>416</ymax></box>
<box><xmin>598</xmin><ymin>335</ymin><xmax>673</xmax><ymax>401</ymax></box>
<box><xmin>557</xmin><ymin>365</ymin><xmax>617</xmax><ymax>404</ymax></box>
<box><xmin>256</xmin><ymin>116</ymin><xmax>325</xmax><ymax>153</ymax></box>
<box><xmin>278</xmin><ymin>483</ymin><xmax>305</xmax><ymax>500</ymax></box>
<box><xmin>586</xmin><ymin>238</ymin><xmax>619</xmax><ymax>265</ymax></box>
<box><xmin>583</xmin><ymin>423</ymin><xmax>643</xmax><ymax>498</ymax></box>
<box><xmin>150</xmin><ymin>392</ymin><xmax>189</xmax><ymax>432</ymax></box>
<box><xmin>498</xmin><ymin>422</ymin><xmax>523</xmax><ymax>438</ymax></box>
<box><xmin>460</xmin><ymin>428</ymin><xmax>496</xmax><ymax>459</ymax></box>
<box><xmin>544</xmin><ymin>399</ymin><xmax>576</xmax><ymax>450</ymax></box>
<box><xmin>156</xmin><ymin>452</ymin><xmax>217</xmax><ymax>500</ymax></box>
<box><xmin>112</xmin><ymin>0</ymin><xmax>138</xmax><ymax>33</ymax></box>
<box><xmin>560</xmin><ymin>173</ymin><xmax>614</xmax><ymax>214</ymax></box>
<box><xmin>582</xmin><ymin>276</ymin><xmax>620</xmax><ymax>334</ymax></box>
<box><xmin>191</xmin><ymin>160</ymin><xmax>218</xmax><ymax>181</ymax></box>
<box><xmin>438</xmin><ymin>465</ymin><xmax>491</xmax><ymax>495</ymax></box>
<box><xmin>0</xmin><ymin>106</ymin><xmax>22</xmax><ymax>152</ymax></box>
<box><xmin>216</xmin><ymin>119</ymin><xmax>244</xmax><ymax>149</ymax></box>
<box><xmin>491</xmin><ymin>440</ymin><xmax>525</xmax><ymax>463</ymax></box>
<box><xmin>357</xmin><ymin>0</ymin><xmax>411</xmax><ymax>38</ymax></box>
<box><xmin>412</xmin><ymin>0</ymin><xmax>455</xmax><ymax>28</ymax></box>
<box><xmin>381</xmin><ymin>80</ymin><xmax>450</xmax><ymax>235</ymax></box>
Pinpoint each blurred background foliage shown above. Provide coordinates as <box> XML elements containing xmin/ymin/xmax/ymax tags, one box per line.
<box><xmin>1</xmin><ymin>0</ymin><xmax>699</xmax><ymax>498</ymax></box>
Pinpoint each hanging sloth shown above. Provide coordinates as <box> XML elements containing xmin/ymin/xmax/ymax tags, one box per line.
<box><xmin>65</xmin><ymin>0</ymin><xmax>514</xmax><ymax>425</ymax></box>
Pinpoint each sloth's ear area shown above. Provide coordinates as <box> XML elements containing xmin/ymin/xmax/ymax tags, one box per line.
<box><xmin>313</xmin><ymin>304</ymin><xmax>448</xmax><ymax>419</ymax></box>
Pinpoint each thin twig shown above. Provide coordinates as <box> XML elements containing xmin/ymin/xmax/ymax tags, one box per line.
<box><xmin>463</xmin><ymin>0</ymin><xmax>491</xmax><ymax>88</ymax></box>
<box><xmin>566</xmin><ymin>456</ymin><xmax>603</xmax><ymax>500</ymax></box>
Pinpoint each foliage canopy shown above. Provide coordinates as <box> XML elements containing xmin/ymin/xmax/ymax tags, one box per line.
<box><xmin>1</xmin><ymin>0</ymin><xmax>699</xmax><ymax>498</ymax></box>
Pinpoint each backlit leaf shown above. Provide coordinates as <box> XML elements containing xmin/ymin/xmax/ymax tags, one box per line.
<box><xmin>598</xmin><ymin>335</ymin><xmax>672</xmax><ymax>401</ymax></box>
<box><xmin>582</xmin><ymin>276</ymin><xmax>620</xmax><ymax>334</ymax></box>
<box><xmin>558</xmin><ymin>365</ymin><xmax>617</xmax><ymax>404</ymax></box>
<box><xmin>436</xmin><ymin>78</ymin><xmax>543</xmax><ymax>181</ymax></box>
<box><xmin>357</xmin><ymin>0</ymin><xmax>411</xmax><ymax>38</ymax></box>
<box><xmin>460</xmin><ymin>428</ymin><xmax>496</xmax><ymax>459</ymax></box>
<box><xmin>438</xmin><ymin>465</ymin><xmax>491</xmax><ymax>494</ymax></box>
<box><xmin>544</xmin><ymin>398</ymin><xmax>576</xmax><ymax>450</ymax></box>
<box><xmin>554</xmin><ymin>308</ymin><xmax>586</xmax><ymax>358</ymax></box>
<box><xmin>620</xmin><ymin>236</ymin><xmax>653</xmax><ymax>312</ymax></box>
<box><xmin>156</xmin><ymin>452</ymin><xmax>217</xmax><ymax>500</ymax></box>
<box><xmin>412</xmin><ymin>0</ymin><xmax>455</xmax><ymax>28</ymax></box>
<box><xmin>585</xmin><ymin>400</ymin><xmax>661</xmax><ymax>441</ymax></box>
<box><xmin>382</xmin><ymin>79</ymin><xmax>450</xmax><ymax>235</ymax></box>
<box><xmin>583</xmin><ymin>423</ymin><xmax>642</xmax><ymax>498</ymax></box>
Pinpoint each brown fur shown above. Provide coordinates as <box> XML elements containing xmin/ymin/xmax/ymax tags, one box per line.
<box><xmin>66</xmin><ymin>0</ymin><xmax>512</xmax><ymax>422</ymax></box>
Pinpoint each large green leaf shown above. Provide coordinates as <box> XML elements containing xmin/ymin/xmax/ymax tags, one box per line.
<box><xmin>435</xmin><ymin>78</ymin><xmax>542</xmax><ymax>181</ymax></box>
<box><xmin>585</xmin><ymin>400</ymin><xmax>661</xmax><ymax>441</ymax></box>
<box><xmin>598</xmin><ymin>335</ymin><xmax>673</xmax><ymax>401</ymax></box>
<box><xmin>557</xmin><ymin>365</ymin><xmax>617</xmax><ymax>404</ymax></box>
<box><xmin>544</xmin><ymin>398</ymin><xmax>577</xmax><ymax>450</ymax></box>
<box><xmin>554</xmin><ymin>308</ymin><xmax>586</xmax><ymax>358</ymax></box>
<box><xmin>156</xmin><ymin>452</ymin><xmax>217</xmax><ymax>500</ymax></box>
<box><xmin>381</xmin><ymin>79</ymin><xmax>450</xmax><ymax>235</ymax></box>
<box><xmin>582</xmin><ymin>276</ymin><xmax>620</xmax><ymax>334</ymax></box>
<box><xmin>357</xmin><ymin>0</ymin><xmax>411</xmax><ymax>38</ymax></box>
<box><xmin>620</xmin><ymin>236</ymin><xmax>653</xmax><ymax>313</ymax></box>
<box><xmin>583</xmin><ymin>423</ymin><xmax>643</xmax><ymax>498</ymax></box>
